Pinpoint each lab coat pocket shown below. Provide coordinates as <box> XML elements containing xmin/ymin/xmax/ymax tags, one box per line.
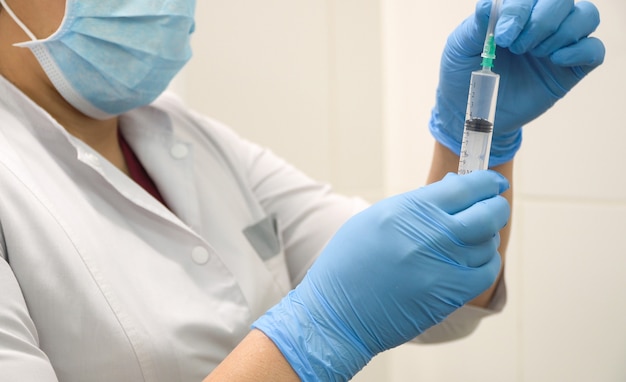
<box><xmin>243</xmin><ymin>214</ymin><xmax>291</xmax><ymax>293</ymax></box>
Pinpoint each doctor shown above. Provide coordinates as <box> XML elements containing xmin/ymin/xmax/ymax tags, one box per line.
<box><xmin>0</xmin><ymin>0</ymin><xmax>603</xmax><ymax>381</ymax></box>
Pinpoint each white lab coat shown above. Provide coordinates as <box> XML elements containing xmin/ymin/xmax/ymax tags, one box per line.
<box><xmin>0</xmin><ymin>75</ymin><xmax>504</xmax><ymax>381</ymax></box>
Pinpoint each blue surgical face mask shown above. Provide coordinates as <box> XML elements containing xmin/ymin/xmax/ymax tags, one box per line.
<box><xmin>0</xmin><ymin>0</ymin><xmax>196</xmax><ymax>119</ymax></box>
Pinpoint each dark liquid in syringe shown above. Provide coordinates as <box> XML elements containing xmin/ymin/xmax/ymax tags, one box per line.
<box><xmin>465</xmin><ymin>118</ymin><xmax>493</xmax><ymax>133</ymax></box>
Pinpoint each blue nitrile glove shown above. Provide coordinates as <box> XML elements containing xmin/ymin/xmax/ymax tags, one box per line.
<box><xmin>430</xmin><ymin>0</ymin><xmax>605</xmax><ymax>166</ymax></box>
<box><xmin>253</xmin><ymin>170</ymin><xmax>510</xmax><ymax>381</ymax></box>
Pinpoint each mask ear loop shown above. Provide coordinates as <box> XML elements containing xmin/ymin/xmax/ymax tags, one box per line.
<box><xmin>0</xmin><ymin>0</ymin><xmax>38</xmax><ymax>41</ymax></box>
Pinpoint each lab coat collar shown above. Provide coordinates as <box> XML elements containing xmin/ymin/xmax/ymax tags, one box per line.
<box><xmin>0</xmin><ymin>75</ymin><xmax>199</xmax><ymax>235</ymax></box>
<box><xmin>0</xmin><ymin>75</ymin><xmax>79</xmax><ymax>149</ymax></box>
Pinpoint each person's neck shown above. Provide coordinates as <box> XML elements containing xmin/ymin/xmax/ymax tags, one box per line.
<box><xmin>15</xmin><ymin>70</ymin><xmax>129</xmax><ymax>176</ymax></box>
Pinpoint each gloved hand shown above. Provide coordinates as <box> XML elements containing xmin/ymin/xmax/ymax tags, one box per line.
<box><xmin>253</xmin><ymin>171</ymin><xmax>510</xmax><ymax>381</ymax></box>
<box><xmin>430</xmin><ymin>0</ymin><xmax>606</xmax><ymax>166</ymax></box>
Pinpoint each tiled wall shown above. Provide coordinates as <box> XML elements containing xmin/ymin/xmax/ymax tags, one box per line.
<box><xmin>173</xmin><ymin>1</ymin><xmax>625</xmax><ymax>381</ymax></box>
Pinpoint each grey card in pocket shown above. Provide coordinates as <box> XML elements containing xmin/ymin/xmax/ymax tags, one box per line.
<box><xmin>243</xmin><ymin>214</ymin><xmax>281</xmax><ymax>261</ymax></box>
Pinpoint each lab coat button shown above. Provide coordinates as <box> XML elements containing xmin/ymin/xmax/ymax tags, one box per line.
<box><xmin>192</xmin><ymin>246</ymin><xmax>210</xmax><ymax>265</ymax></box>
<box><xmin>170</xmin><ymin>143</ymin><xmax>189</xmax><ymax>159</ymax></box>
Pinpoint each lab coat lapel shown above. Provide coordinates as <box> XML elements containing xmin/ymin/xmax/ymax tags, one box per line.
<box><xmin>119</xmin><ymin>109</ymin><xmax>202</xmax><ymax>231</ymax></box>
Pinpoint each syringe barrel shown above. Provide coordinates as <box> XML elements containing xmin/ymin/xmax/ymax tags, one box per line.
<box><xmin>466</xmin><ymin>69</ymin><xmax>500</xmax><ymax>122</ymax></box>
<box><xmin>458</xmin><ymin>69</ymin><xmax>500</xmax><ymax>174</ymax></box>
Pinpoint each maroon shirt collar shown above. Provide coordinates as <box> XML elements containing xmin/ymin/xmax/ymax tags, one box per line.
<box><xmin>118</xmin><ymin>131</ymin><xmax>168</xmax><ymax>208</ymax></box>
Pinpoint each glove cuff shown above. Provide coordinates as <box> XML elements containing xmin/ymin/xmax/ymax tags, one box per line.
<box><xmin>252</xmin><ymin>285</ymin><xmax>372</xmax><ymax>382</ymax></box>
<box><xmin>428</xmin><ymin>105</ymin><xmax>464</xmax><ymax>156</ymax></box>
<box><xmin>428</xmin><ymin>106</ymin><xmax>523</xmax><ymax>167</ymax></box>
<box><xmin>489</xmin><ymin>128</ymin><xmax>523</xmax><ymax>167</ymax></box>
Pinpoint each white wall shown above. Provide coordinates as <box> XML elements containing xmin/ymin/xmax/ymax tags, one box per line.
<box><xmin>171</xmin><ymin>1</ymin><xmax>626</xmax><ymax>381</ymax></box>
<box><xmin>174</xmin><ymin>0</ymin><xmax>385</xmax><ymax>202</ymax></box>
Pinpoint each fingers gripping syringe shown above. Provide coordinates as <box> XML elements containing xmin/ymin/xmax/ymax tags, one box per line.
<box><xmin>458</xmin><ymin>0</ymin><xmax>502</xmax><ymax>175</ymax></box>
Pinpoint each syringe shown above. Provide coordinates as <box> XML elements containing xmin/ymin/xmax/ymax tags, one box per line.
<box><xmin>458</xmin><ymin>0</ymin><xmax>502</xmax><ymax>175</ymax></box>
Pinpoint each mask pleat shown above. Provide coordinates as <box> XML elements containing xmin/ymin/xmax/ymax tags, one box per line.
<box><xmin>70</xmin><ymin>16</ymin><xmax>194</xmax><ymax>60</ymax></box>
